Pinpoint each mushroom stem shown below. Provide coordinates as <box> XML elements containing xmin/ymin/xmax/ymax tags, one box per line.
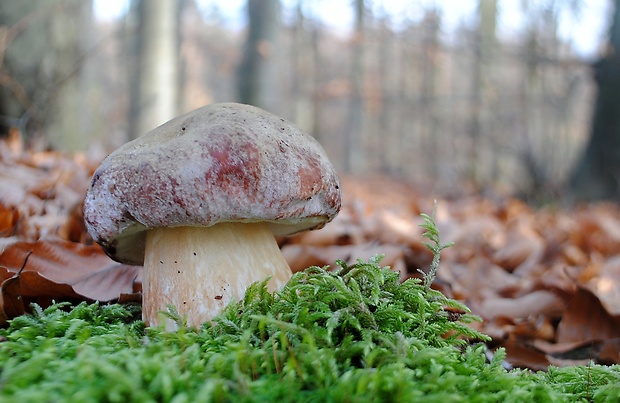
<box><xmin>143</xmin><ymin>222</ymin><xmax>292</xmax><ymax>330</ymax></box>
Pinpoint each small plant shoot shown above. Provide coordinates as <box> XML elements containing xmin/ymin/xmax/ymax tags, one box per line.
<box><xmin>418</xmin><ymin>202</ymin><xmax>454</xmax><ymax>290</ymax></box>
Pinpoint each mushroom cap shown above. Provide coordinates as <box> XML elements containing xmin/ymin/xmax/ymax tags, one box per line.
<box><xmin>83</xmin><ymin>102</ymin><xmax>341</xmax><ymax>265</ymax></box>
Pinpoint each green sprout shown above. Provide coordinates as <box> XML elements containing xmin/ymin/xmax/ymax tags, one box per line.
<box><xmin>418</xmin><ymin>202</ymin><xmax>454</xmax><ymax>290</ymax></box>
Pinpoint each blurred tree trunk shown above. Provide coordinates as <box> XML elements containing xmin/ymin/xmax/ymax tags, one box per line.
<box><xmin>518</xmin><ymin>6</ymin><xmax>562</xmax><ymax>200</ymax></box>
<box><xmin>309</xmin><ymin>17</ymin><xmax>324</xmax><ymax>149</ymax></box>
<box><xmin>0</xmin><ymin>0</ymin><xmax>91</xmax><ymax>151</ymax></box>
<box><xmin>467</xmin><ymin>0</ymin><xmax>497</xmax><ymax>185</ymax></box>
<box><xmin>129</xmin><ymin>0</ymin><xmax>180</xmax><ymax>139</ymax></box>
<box><xmin>569</xmin><ymin>0</ymin><xmax>620</xmax><ymax>200</ymax></box>
<box><xmin>421</xmin><ymin>10</ymin><xmax>441</xmax><ymax>178</ymax></box>
<box><xmin>376</xmin><ymin>12</ymin><xmax>391</xmax><ymax>174</ymax></box>
<box><xmin>47</xmin><ymin>0</ymin><xmax>93</xmax><ymax>151</ymax></box>
<box><xmin>78</xmin><ymin>1</ymin><xmax>96</xmax><ymax>149</ymax></box>
<box><xmin>236</xmin><ymin>0</ymin><xmax>279</xmax><ymax>110</ymax></box>
<box><xmin>0</xmin><ymin>1</ymin><xmax>49</xmax><ymax>136</ymax></box>
<box><xmin>292</xmin><ymin>2</ymin><xmax>315</xmax><ymax>136</ymax></box>
<box><xmin>344</xmin><ymin>0</ymin><xmax>365</xmax><ymax>173</ymax></box>
<box><xmin>518</xmin><ymin>24</ymin><xmax>545</xmax><ymax>195</ymax></box>
<box><xmin>397</xmin><ymin>25</ymin><xmax>415</xmax><ymax>178</ymax></box>
<box><xmin>362</xmin><ymin>8</ymin><xmax>381</xmax><ymax>173</ymax></box>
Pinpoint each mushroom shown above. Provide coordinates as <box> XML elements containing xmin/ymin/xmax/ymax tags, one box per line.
<box><xmin>83</xmin><ymin>102</ymin><xmax>341</xmax><ymax>330</ymax></box>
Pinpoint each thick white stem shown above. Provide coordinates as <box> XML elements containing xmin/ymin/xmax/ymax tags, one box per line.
<box><xmin>143</xmin><ymin>222</ymin><xmax>292</xmax><ymax>330</ymax></box>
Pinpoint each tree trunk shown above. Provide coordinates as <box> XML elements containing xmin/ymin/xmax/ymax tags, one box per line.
<box><xmin>47</xmin><ymin>0</ymin><xmax>93</xmax><ymax>152</ymax></box>
<box><xmin>467</xmin><ymin>0</ymin><xmax>497</xmax><ymax>186</ymax></box>
<box><xmin>130</xmin><ymin>0</ymin><xmax>179</xmax><ymax>139</ymax></box>
<box><xmin>236</xmin><ymin>0</ymin><xmax>279</xmax><ymax>110</ymax></box>
<box><xmin>292</xmin><ymin>2</ymin><xmax>315</xmax><ymax>135</ymax></box>
<box><xmin>420</xmin><ymin>10</ymin><xmax>441</xmax><ymax>179</ymax></box>
<box><xmin>344</xmin><ymin>0</ymin><xmax>365</xmax><ymax>173</ymax></box>
<box><xmin>569</xmin><ymin>0</ymin><xmax>620</xmax><ymax>200</ymax></box>
<box><xmin>376</xmin><ymin>13</ymin><xmax>391</xmax><ymax>174</ymax></box>
<box><xmin>0</xmin><ymin>0</ymin><xmax>91</xmax><ymax>151</ymax></box>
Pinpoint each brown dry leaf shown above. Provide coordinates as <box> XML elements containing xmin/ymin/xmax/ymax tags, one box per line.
<box><xmin>533</xmin><ymin>339</ymin><xmax>595</xmax><ymax>355</ymax></box>
<box><xmin>556</xmin><ymin>289</ymin><xmax>620</xmax><ymax>344</ymax></box>
<box><xmin>281</xmin><ymin>244</ymin><xmax>332</xmax><ymax>272</ymax></box>
<box><xmin>0</xmin><ymin>205</ymin><xmax>19</xmax><ymax>237</ymax></box>
<box><xmin>0</xmin><ymin>268</ymin><xmax>26</xmax><ymax>321</ymax></box>
<box><xmin>366</xmin><ymin>209</ymin><xmax>422</xmax><ymax>246</ymax></box>
<box><xmin>0</xmin><ymin>238</ymin><xmax>141</xmax><ymax>325</ymax></box>
<box><xmin>581</xmin><ymin>255</ymin><xmax>620</xmax><ymax>316</ymax></box>
<box><xmin>0</xmin><ymin>176</ymin><xmax>31</xmax><ymax>211</ymax></box>
<box><xmin>57</xmin><ymin>203</ymin><xmax>90</xmax><ymax>244</ymax></box>
<box><xmin>511</xmin><ymin>316</ymin><xmax>556</xmax><ymax>341</ymax></box>
<box><xmin>287</xmin><ymin>209</ymin><xmax>364</xmax><ymax>246</ymax></box>
<box><xmin>534</xmin><ymin>338</ymin><xmax>619</xmax><ymax>366</ymax></box>
<box><xmin>499</xmin><ymin>336</ymin><xmax>551</xmax><ymax>371</ymax></box>
<box><xmin>493</xmin><ymin>222</ymin><xmax>544</xmax><ymax>275</ymax></box>
<box><xmin>446</xmin><ymin>256</ymin><xmax>524</xmax><ymax>302</ymax></box>
<box><xmin>1</xmin><ymin>270</ymin><xmax>84</xmax><ymax>322</ymax></box>
<box><xmin>340</xmin><ymin>175</ymin><xmax>423</xmax><ymax>217</ymax></box>
<box><xmin>476</xmin><ymin>316</ymin><xmax>514</xmax><ymax>340</ymax></box>
<box><xmin>574</xmin><ymin>205</ymin><xmax>620</xmax><ymax>256</ymax></box>
<box><xmin>538</xmin><ymin>263</ymin><xmax>579</xmax><ymax>293</ymax></box>
<box><xmin>560</xmin><ymin>243</ymin><xmax>589</xmax><ymax>267</ymax></box>
<box><xmin>442</xmin><ymin>215</ymin><xmax>504</xmax><ymax>261</ymax></box>
<box><xmin>599</xmin><ymin>339</ymin><xmax>620</xmax><ymax>364</ymax></box>
<box><xmin>0</xmin><ymin>140</ymin><xmax>94</xmax><ymax>243</ymax></box>
<box><xmin>479</xmin><ymin>290</ymin><xmax>564</xmax><ymax>320</ymax></box>
<box><xmin>282</xmin><ymin>243</ymin><xmax>407</xmax><ymax>279</ymax></box>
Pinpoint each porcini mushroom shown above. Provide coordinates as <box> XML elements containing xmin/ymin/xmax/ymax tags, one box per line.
<box><xmin>83</xmin><ymin>102</ymin><xmax>341</xmax><ymax>330</ymax></box>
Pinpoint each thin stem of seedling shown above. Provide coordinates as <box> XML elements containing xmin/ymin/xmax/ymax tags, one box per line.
<box><xmin>284</xmin><ymin>333</ymin><xmax>304</xmax><ymax>379</ymax></box>
<box><xmin>418</xmin><ymin>201</ymin><xmax>453</xmax><ymax>291</ymax></box>
<box><xmin>272</xmin><ymin>337</ymin><xmax>281</xmax><ymax>374</ymax></box>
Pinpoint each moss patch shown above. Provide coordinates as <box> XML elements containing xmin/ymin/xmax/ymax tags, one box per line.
<box><xmin>1</xmin><ymin>258</ymin><xmax>619</xmax><ymax>402</ymax></box>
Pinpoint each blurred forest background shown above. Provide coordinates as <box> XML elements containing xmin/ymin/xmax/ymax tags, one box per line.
<box><xmin>0</xmin><ymin>0</ymin><xmax>619</xmax><ymax>202</ymax></box>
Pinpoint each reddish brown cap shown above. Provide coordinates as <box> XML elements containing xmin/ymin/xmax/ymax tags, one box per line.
<box><xmin>83</xmin><ymin>103</ymin><xmax>341</xmax><ymax>265</ymax></box>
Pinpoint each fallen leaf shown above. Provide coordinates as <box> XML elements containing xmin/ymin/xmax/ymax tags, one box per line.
<box><xmin>533</xmin><ymin>339</ymin><xmax>596</xmax><ymax>355</ymax></box>
<box><xmin>511</xmin><ymin>315</ymin><xmax>556</xmax><ymax>341</ymax></box>
<box><xmin>599</xmin><ymin>338</ymin><xmax>620</xmax><ymax>364</ymax></box>
<box><xmin>1</xmin><ymin>270</ymin><xmax>84</xmax><ymax>321</ymax></box>
<box><xmin>286</xmin><ymin>209</ymin><xmax>364</xmax><ymax>246</ymax></box>
<box><xmin>0</xmin><ymin>269</ymin><xmax>27</xmax><ymax>322</ymax></box>
<box><xmin>535</xmin><ymin>338</ymin><xmax>620</xmax><ymax>365</ymax></box>
<box><xmin>0</xmin><ymin>205</ymin><xmax>18</xmax><ymax>237</ymax></box>
<box><xmin>493</xmin><ymin>221</ymin><xmax>543</xmax><ymax>273</ymax></box>
<box><xmin>0</xmin><ymin>237</ymin><xmax>141</xmax><ymax>325</ymax></box>
<box><xmin>479</xmin><ymin>290</ymin><xmax>564</xmax><ymax>320</ymax></box>
<box><xmin>281</xmin><ymin>244</ymin><xmax>332</xmax><ymax>272</ymax></box>
<box><xmin>582</xmin><ymin>256</ymin><xmax>620</xmax><ymax>315</ymax></box>
<box><xmin>499</xmin><ymin>336</ymin><xmax>550</xmax><ymax>371</ymax></box>
<box><xmin>446</xmin><ymin>256</ymin><xmax>523</xmax><ymax>302</ymax></box>
<box><xmin>556</xmin><ymin>289</ymin><xmax>620</xmax><ymax>344</ymax></box>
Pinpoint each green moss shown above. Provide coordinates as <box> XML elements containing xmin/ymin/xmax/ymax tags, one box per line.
<box><xmin>1</xmin><ymin>259</ymin><xmax>618</xmax><ymax>402</ymax></box>
<box><xmin>1</xmin><ymin>213</ymin><xmax>619</xmax><ymax>401</ymax></box>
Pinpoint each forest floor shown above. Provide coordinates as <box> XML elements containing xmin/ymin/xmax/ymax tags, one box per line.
<box><xmin>1</xmin><ymin>133</ymin><xmax>619</xmax><ymax>371</ymax></box>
